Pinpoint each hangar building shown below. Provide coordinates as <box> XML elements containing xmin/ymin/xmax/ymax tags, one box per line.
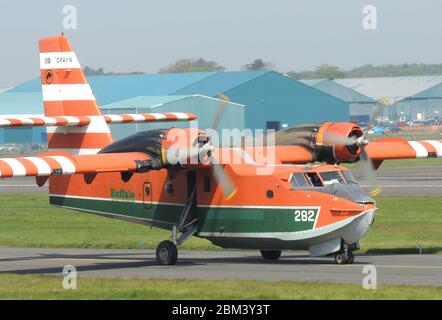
<box><xmin>301</xmin><ymin>79</ymin><xmax>376</xmax><ymax>124</ymax></box>
<box><xmin>172</xmin><ymin>71</ymin><xmax>348</xmax><ymax>131</ymax></box>
<box><xmin>335</xmin><ymin>76</ymin><xmax>442</xmax><ymax>121</ymax></box>
<box><xmin>102</xmin><ymin>95</ymin><xmax>244</xmax><ymax>141</ymax></box>
<box><xmin>0</xmin><ymin>71</ymin><xmax>349</xmax><ymax>144</ymax></box>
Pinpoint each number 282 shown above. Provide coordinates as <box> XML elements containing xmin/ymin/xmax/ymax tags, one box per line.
<box><xmin>294</xmin><ymin>210</ymin><xmax>315</xmax><ymax>222</ymax></box>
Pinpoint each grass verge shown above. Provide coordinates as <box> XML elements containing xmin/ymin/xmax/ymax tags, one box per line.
<box><xmin>0</xmin><ymin>274</ymin><xmax>441</xmax><ymax>299</ymax></box>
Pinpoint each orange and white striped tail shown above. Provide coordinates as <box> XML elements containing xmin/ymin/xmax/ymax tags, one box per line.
<box><xmin>39</xmin><ymin>34</ymin><xmax>113</xmax><ymax>155</ymax></box>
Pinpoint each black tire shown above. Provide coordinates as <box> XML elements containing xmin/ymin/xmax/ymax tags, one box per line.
<box><xmin>334</xmin><ymin>252</ymin><xmax>347</xmax><ymax>265</ymax></box>
<box><xmin>347</xmin><ymin>253</ymin><xmax>355</xmax><ymax>264</ymax></box>
<box><xmin>260</xmin><ymin>250</ymin><xmax>282</xmax><ymax>260</ymax></box>
<box><xmin>156</xmin><ymin>240</ymin><xmax>178</xmax><ymax>265</ymax></box>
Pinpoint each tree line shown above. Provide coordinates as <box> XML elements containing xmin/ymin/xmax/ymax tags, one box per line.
<box><xmin>84</xmin><ymin>60</ymin><xmax>442</xmax><ymax>79</ymax></box>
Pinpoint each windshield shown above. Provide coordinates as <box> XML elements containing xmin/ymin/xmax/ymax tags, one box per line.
<box><xmin>319</xmin><ymin>171</ymin><xmax>345</xmax><ymax>186</ymax></box>
<box><xmin>291</xmin><ymin>173</ymin><xmax>310</xmax><ymax>187</ymax></box>
<box><xmin>341</xmin><ymin>170</ymin><xmax>356</xmax><ymax>183</ymax></box>
<box><xmin>305</xmin><ymin>172</ymin><xmax>323</xmax><ymax>187</ymax></box>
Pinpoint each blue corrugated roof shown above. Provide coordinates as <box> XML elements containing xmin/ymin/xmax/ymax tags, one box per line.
<box><xmin>301</xmin><ymin>79</ymin><xmax>375</xmax><ymax>103</ymax></box>
<box><xmin>173</xmin><ymin>71</ymin><xmax>269</xmax><ymax>96</ymax></box>
<box><xmin>10</xmin><ymin>72</ymin><xmax>217</xmax><ymax>105</ymax></box>
<box><xmin>102</xmin><ymin>95</ymin><xmax>193</xmax><ymax>109</ymax></box>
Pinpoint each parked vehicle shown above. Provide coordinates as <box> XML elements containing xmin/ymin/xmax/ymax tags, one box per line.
<box><xmin>0</xmin><ymin>144</ymin><xmax>22</xmax><ymax>152</ymax></box>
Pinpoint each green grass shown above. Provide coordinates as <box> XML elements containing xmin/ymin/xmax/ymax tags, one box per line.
<box><xmin>361</xmin><ymin>196</ymin><xmax>442</xmax><ymax>254</ymax></box>
<box><xmin>0</xmin><ymin>194</ymin><xmax>441</xmax><ymax>253</ymax></box>
<box><xmin>0</xmin><ymin>274</ymin><xmax>441</xmax><ymax>299</ymax></box>
<box><xmin>0</xmin><ymin>194</ymin><xmax>216</xmax><ymax>250</ymax></box>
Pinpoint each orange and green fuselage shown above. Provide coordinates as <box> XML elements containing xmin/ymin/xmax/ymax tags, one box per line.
<box><xmin>48</xmin><ymin>163</ymin><xmax>375</xmax><ymax>250</ymax></box>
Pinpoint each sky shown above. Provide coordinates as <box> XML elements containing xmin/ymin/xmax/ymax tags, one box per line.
<box><xmin>0</xmin><ymin>0</ymin><xmax>441</xmax><ymax>87</ymax></box>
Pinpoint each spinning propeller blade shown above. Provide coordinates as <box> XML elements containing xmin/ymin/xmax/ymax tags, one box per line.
<box><xmin>208</xmin><ymin>155</ymin><xmax>237</xmax><ymax>200</ymax></box>
<box><xmin>360</xmin><ymin>147</ymin><xmax>382</xmax><ymax>197</ymax></box>
<box><xmin>208</xmin><ymin>93</ymin><xmax>237</xmax><ymax>199</ymax></box>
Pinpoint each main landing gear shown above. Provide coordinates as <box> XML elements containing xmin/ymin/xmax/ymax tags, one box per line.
<box><xmin>156</xmin><ymin>240</ymin><xmax>178</xmax><ymax>265</ymax></box>
<box><xmin>156</xmin><ymin>187</ymin><xmax>198</xmax><ymax>266</ymax></box>
<box><xmin>334</xmin><ymin>242</ymin><xmax>355</xmax><ymax>265</ymax></box>
<box><xmin>155</xmin><ymin>222</ymin><xmax>198</xmax><ymax>265</ymax></box>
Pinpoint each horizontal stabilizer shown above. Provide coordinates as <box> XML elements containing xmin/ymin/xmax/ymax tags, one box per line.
<box><xmin>0</xmin><ymin>112</ymin><xmax>196</xmax><ymax>128</ymax></box>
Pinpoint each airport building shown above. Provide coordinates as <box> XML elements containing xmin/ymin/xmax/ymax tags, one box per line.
<box><xmin>0</xmin><ymin>71</ymin><xmax>349</xmax><ymax>144</ymax></box>
<box><xmin>335</xmin><ymin>76</ymin><xmax>442</xmax><ymax>121</ymax></box>
<box><xmin>301</xmin><ymin>79</ymin><xmax>376</xmax><ymax>124</ymax></box>
<box><xmin>102</xmin><ymin>95</ymin><xmax>244</xmax><ymax>141</ymax></box>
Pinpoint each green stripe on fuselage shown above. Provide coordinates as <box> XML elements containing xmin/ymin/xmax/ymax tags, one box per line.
<box><xmin>49</xmin><ymin>195</ymin><xmax>184</xmax><ymax>226</ymax></box>
<box><xmin>197</xmin><ymin>207</ymin><xmax>318</xmax><ymax>233</ymax></box>
<box><xmin>49</xmin><ymin>196</ymin><xmax>319</xmax><ymax>234</ymax></box>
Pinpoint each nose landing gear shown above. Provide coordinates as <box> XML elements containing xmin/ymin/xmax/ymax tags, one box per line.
<box><xmin>334</xmin><ymin>251</ymin><xmax>354</xmax><ymax>265</ymax></box>
<box><xmin>334</xmin><ymin>241</ymin><xmax>355</xmax><ymax>265</ymax></box>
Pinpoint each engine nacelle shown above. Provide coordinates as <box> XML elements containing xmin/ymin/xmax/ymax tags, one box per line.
<box><xmin>99</xmin><ymin>127</ymin><xmax>210</xmax><ymax>167</ymax></box>
<box><xmin>272</xmin><ymin>122</ymin><xmax>365</xmax><ymax>163</ymax></box>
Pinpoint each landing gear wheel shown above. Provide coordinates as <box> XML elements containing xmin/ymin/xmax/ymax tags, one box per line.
<box><xmin>335</xmin><ymin>252</ymin><xmax>346</xmax><ymax>265</ymax></box>
<box><xmin>156</xmin><ymin>240</ymin><xmax>178</xmax><ymax>265</ymax></box>
<box><xmin>260</xmin><ymin>250</ymin><xmax>282</xmax><ymax>260</ymax></box>
<box><xmin>334</xmin><ymin>252</ymin><xmax>354</xmax><ymax>265</ymax></box>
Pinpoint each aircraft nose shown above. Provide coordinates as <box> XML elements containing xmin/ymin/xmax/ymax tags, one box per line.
<box><xmin>327</xmin><ymin>183</ymin><xmax>375</xmax><ymax>204</ymax></box>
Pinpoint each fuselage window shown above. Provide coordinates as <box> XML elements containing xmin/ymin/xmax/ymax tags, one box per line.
<box><xmin>305</xmin><ymin>172</ymin><xmax>323</xmax><ymax>187</ymax></box>
<box><xmin>319</xmin><ymin>171</ymin><xmax>345</xmax><ymax>186</ymax></box>
<box><xmin>291</xmin><ymin>173</ymin><xmax>309</xmax><ymax>187</ymax></box>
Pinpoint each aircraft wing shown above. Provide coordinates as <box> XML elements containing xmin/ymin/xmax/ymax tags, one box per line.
<box><xmin>0</xmin><ymin>112</ymin><xmax>196</xmax><ymax>128</ymax></box>
<box><xmin>366</xmin><ymin>138</ymin><xmax>442</xmax><ymax>160</ymax></box>
<box><xmin>0</xmin><ymin>152</ymin><xmax>151</xmax><ymax>179</ymax></box>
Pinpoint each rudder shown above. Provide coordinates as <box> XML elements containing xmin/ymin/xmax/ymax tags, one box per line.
<box><xmin>39</xmin><ymin>34</ymin><xmax>113</xmax><ymax>154</ymax></box>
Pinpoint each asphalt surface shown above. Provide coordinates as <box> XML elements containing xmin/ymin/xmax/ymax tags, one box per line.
<box><xmin>0</xmin><ymin>177</ymin><xmax>48</xmax><ymax>194</ymax></box>
<box><xmin>353</xmin><ymin>166</ymin><xmax>442</xmax><ymax>195</ymax></box>
<box><xmin>1</xmin><ymin>166</ymin><xmax>441</xmax><ymax>196</ymax></box>
<box><xmin>0</xmin><ymin>247</ymin><xmax>441</xmax><ymax>286</ymax></box>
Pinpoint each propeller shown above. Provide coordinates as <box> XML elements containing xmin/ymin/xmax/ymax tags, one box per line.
<box><xmin>207</xmin><ymin>94</ymin><xmax>237</xmax><ymax>199</ymax></box>
<box><xmin>176</xmin><ymin>93</ymin><xmax>236</xmax><ymax>199</ymax></box>
<box><xmin>211</xmin><ymin>93</ymin><xmax>230</xmax><ymax>131</ymax></box>
<box><xmin>320</xmin><ymin>125</ymin><xmax>381</xmax><ymax>197</ymax></box>
<box><xmin>207</xmin><ymin>154</ymin><xmax>237</xmax><ymax>199</ymax></box>
<box><xmin>360</xmin><ymin>147</ymin><xmax>382</xmax><ymax>197</ymax></box>
<box><xmin>368</xmin><ymin>97</ymin><xmax>389</xmax><ymax>131</ymax></box>
<box><xmin>357</xmin><ymin>97</ymin><xmax>389</xmax><ymax>197</ymax></box>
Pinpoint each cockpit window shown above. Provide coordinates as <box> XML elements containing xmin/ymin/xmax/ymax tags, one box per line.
<box><xmin>305</xmin><ymin>172</ymin><xmax>323</xmax><ymax>187</ymax></box>
<box><xmin>341</xmin><ymin>170</ymin><xmax>356</xmax><ymax>183</ymax></box>
<box><xmin>291</xmin><ymin>173</ymin><xmax>309</xmax><ymax>187</ymax></box>
<box><xmin>319</xmin><ymin>171</ymin><xmax>345</xmax><ymax>186</ymax></box>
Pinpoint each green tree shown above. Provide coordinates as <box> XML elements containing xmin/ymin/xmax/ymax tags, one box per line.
<box><xmin>83</xmin><ymin>66</ymin><xmax>145</xmax><ymax>76</ymax></box>
<box><xmin>158</xmin><ymin>58</ymin><xmax>225</xmax><ymax>73</ymax></box>
<box><xmin>314</xmin><ymin>64</ymin><xmax>346</xmax><ymax>79</ymax></box>
<box><xmin>287</xmin><ymin>64</ymin><xmax>345</xmax><ymax>80</ymax></box>
<box><xmin>241</xmin><ymin>59</ymin><xmax>274</xmax><ymax>71</ymax></box>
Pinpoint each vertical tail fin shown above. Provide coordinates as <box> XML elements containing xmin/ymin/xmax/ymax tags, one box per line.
<box><xmin>39</xmin><ymin>34</ymin><xmax>113</xmax><ymax>154</ymax></box>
